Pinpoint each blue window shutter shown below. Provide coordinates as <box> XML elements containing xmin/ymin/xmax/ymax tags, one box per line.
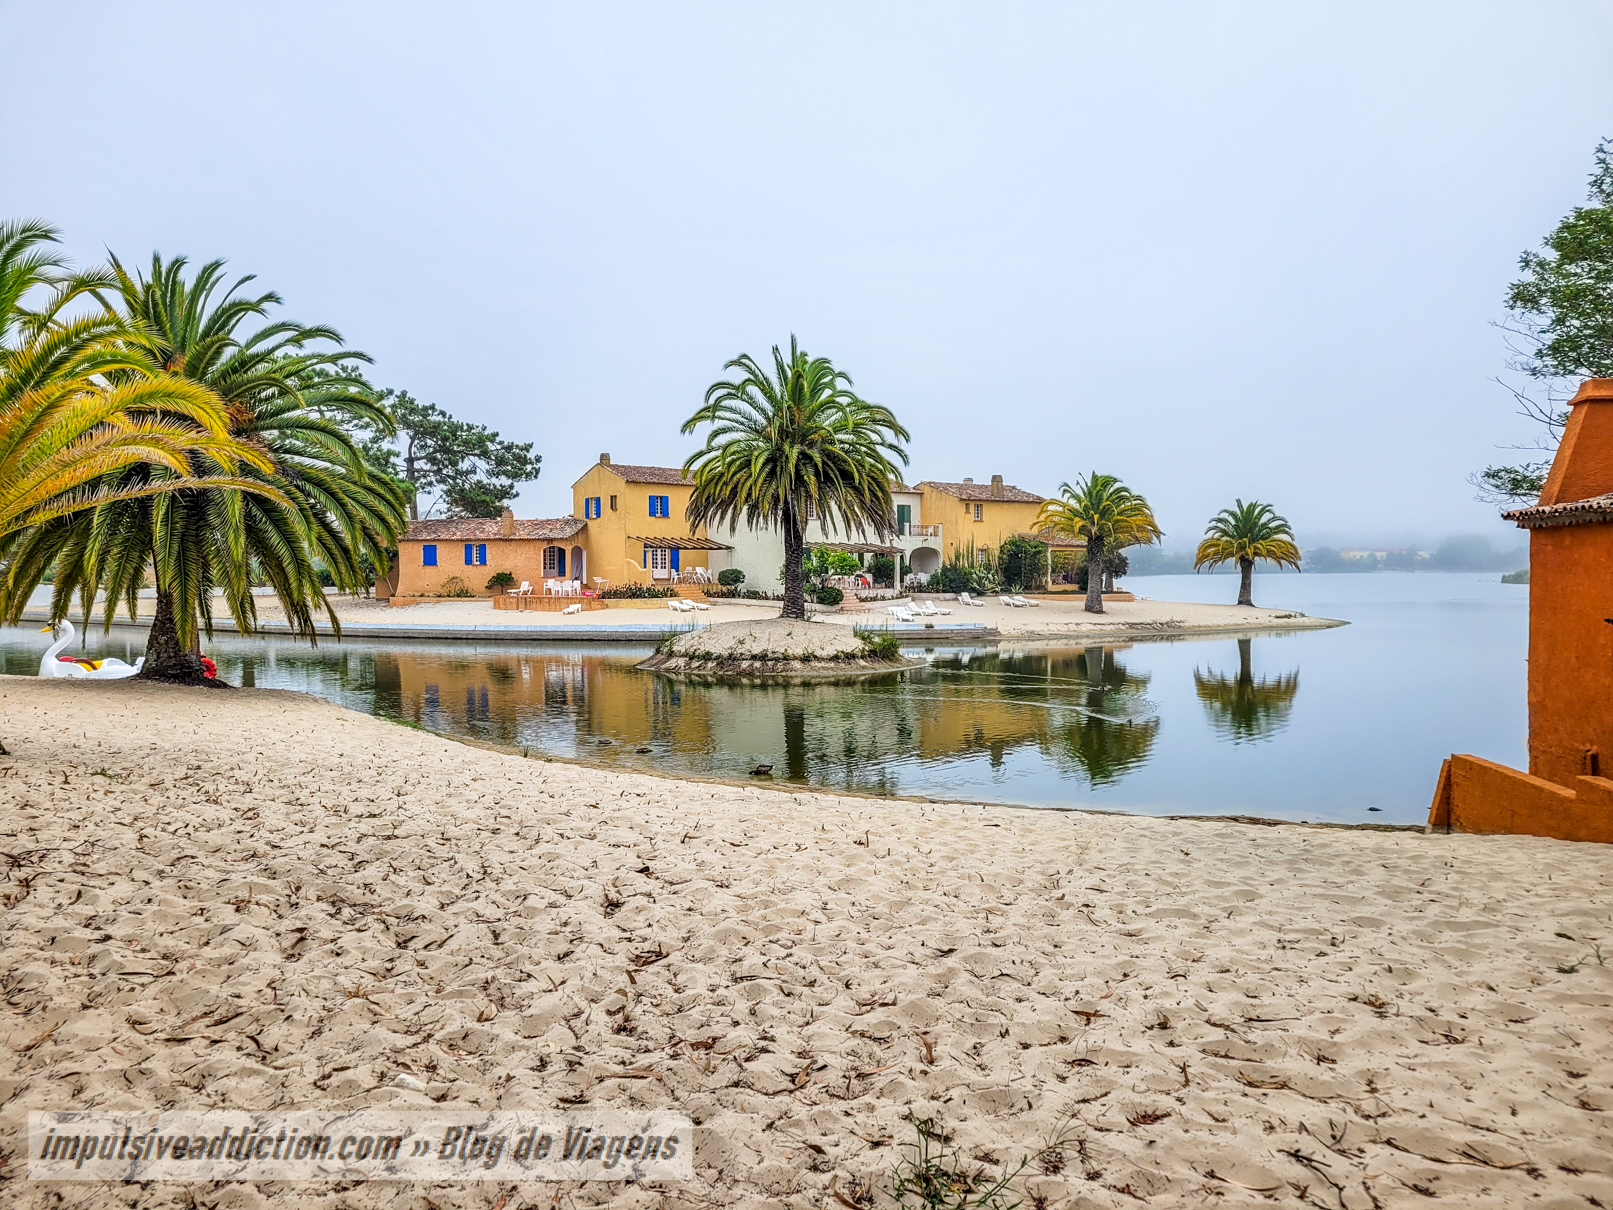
<box><xmin>662</xmin><ymin>495</ymin><xmax>670</xmax><ymax>517</ymax></box>
<box><xmin>477</xmin><ymin>543</ymin><xmax>487</xmax><ymax>564</ymax></box>
<box><xmin>643</xmin><ymin>545</ymin><xmax>649</xmax><ymax>568</ymax></box>
<box><xmin>670</xmin><ymin>547</ymin><xmax>680</xmax><ymax>572</ymax></box>
<box><xmin>464</xmin><ymin>543</ymin><xmax>473</xmax><ymax>565</ymax></box>
<box><xmin>423</xmin><ymin>544</ymin><xmax>437</xmax><ymax>566</ymax></box>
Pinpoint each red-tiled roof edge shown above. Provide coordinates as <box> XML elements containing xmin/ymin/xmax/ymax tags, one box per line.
<box><xmin>602</xmin><ymin>463</ymin><xmax>694</xmax><ymax>485</ymax></box>
<box><xmin>918</xmin><ymin>479</ymin><xmax>1047</xmax><ymax>503</ymax></box>
<box><xmin>1504</xmin><ymin>492</ymin><xmax>1613</xmax><ymax>528</ymax></box>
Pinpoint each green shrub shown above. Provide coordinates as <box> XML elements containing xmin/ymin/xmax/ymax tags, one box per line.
<box><xmin>315</xmin><ymin>565</ymin><xmax>336</xmax><ymax>588</ymax></box>
<box><xmin>870</xmin><ymin>553</ymin><xmax>896</xmax><ymax>587</ymax></box>
<box><xmin>439</xmin><ymin>575</ymin><xmax>474</xmax><ymax>598</ymax></box>
<box><xmin>857</xmin><ymin>630</ymin><xmax>901</xmax><ymax>660</ymax></box>
<box><xmin>998</xmin><ymin>535</ymin><xmax>1047</xmax><ymax>592</ymax></box>
<box><xmin>485</xmin><ymin>571</ymin><xmax>517</xmax><ymax>591</ymax></box>
<box><xmin>599</xmin><ymin>583</ymin><xmax>677</xmax><ymax>599</ymax></box>
<box><xmin>813</xmin><ymin>585</ymin><xmax>844</xmax><ymax>606</ymax></box>
<box><xmin>717</xmin><ymin>568</ymin><xmax>746</xmax><ymax>587</ymax></box>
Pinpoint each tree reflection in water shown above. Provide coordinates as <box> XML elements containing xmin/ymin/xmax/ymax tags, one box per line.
<box><xmin>1041</xmin><ymin>646</ymin><xmax>1160</xmax><ymax>786</ymax></box>
<box><xmin>1193</xmin><ymin>637</ymin><xmax>1299</xmax><ymax>743</ymax></box>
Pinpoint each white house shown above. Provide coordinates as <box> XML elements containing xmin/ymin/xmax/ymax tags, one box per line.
<box><xmin>708</xmin><ymin>483</ymin><xmax>944</xmax><ymax>593</ymax></box>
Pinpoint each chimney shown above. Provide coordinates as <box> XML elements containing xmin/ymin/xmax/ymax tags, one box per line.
<box><xmin>600</xmin><ymin>452</ymin><xmax>611</xmax><ymax>465</ymax></box>
<box><xmin>500</xmin><ymin>507</ymin><xmax>515</xmax><ymax>537</ymax></box>
<box><xmin>962</xmin><ymin>477</ymin><xmax>973</xmax><ymax>483</ymax></box>
<box><xmin>991</xmin><ymin>474</ymin><xmax>1004</xmax><ymax>499</ymax></box>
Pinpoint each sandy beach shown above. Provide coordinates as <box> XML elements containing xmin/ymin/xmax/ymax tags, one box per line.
<box><xmin>2</xmin><ymin>676</ymin><xmax>1609</xmax><ymax>1208</ymax></box>
<box><xmin>30</xmin><ymin>588</ymin><xmax>1343</xmax><ymax>643</ymax></box>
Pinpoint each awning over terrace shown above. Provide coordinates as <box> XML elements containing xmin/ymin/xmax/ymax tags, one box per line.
<box><xmin>806</xmin><ymin>541</ymin><xmax>901</xmax><ymax>555</ymax></box>
<box><xmin>628</xmin><ymin>535</ymin><xmax>733</xmax><ymax>550</ymax></box>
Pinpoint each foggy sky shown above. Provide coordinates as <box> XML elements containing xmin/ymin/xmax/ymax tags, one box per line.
<box><xmin>5</xmin><ymin>1</ymin><xmax>1611</xmax><ymax>548</ymax></box>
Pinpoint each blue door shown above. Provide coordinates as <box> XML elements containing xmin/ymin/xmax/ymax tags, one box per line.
<box><xmin>556</xmin><ymin>549</ymin><xmax>566</xmax><ymax>576</ymax></box>
<box><xmin>670</xmin><ymin>548</ymin><xmax>680</xmax><ymax>574</ymax></box>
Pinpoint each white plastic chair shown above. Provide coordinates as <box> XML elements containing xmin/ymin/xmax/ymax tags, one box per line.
<box><xmin>515</xmin><ymin>580</ymin><xmax>533</xmax><ymax>597</ymax></box>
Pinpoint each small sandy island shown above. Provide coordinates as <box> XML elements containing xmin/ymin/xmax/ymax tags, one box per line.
<box><xmin>638</xmin><ymin>618</ymin><xmax>919</xmax><ymax>680</ymax></box>
<box><xmin>2</xmin><ymin>678</ymin><xmax>1608</xmax><ymax>1209</ymax></box>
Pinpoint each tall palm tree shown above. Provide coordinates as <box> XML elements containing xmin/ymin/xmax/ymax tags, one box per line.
<box><xmin>1194</xmin><ymin>499</ymin><xmax>1301</xmax><ymax>606</ymax></box>
<box><xmin>0</xmin><ymin>222</ymin><xmax>275</xmax><ymax>601</ymax></box>
<box><xmin>682</xmin><ymin>337</ymin><xmax>909</xmax><ymax>620</ymax></box>
<box><xmin>1036</xmin><ymin>473</ymin><xmax>1162</xmax><ymax>614</ymax></box>
<box><xmin>30</xmin><ymin>252</ymin><xmax>407</xmax><ymax>682</ymax></box>
<box><xmin>1193</xmin><ymin>637</ymin><xmax>1300</xmax><ymax>743</ymax></box>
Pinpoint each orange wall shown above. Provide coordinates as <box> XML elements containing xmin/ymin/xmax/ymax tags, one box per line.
<box><xmin>1540</xmin><ymin>379</ymin><xmax>1613</xmax><ymax>506</ymax></box>
<box><xmin>1527</xmin><ymin>521</ymin><xmax>1613</xmax><ymax>786</ymax></box>
<box><xmin>393</xmin><ymin>538</ymin><xmax>587</xmax><ymax>597</ymax></box>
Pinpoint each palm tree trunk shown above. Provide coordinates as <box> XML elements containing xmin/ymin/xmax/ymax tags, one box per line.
<box><xmin>1236</xmin><ymin>636</ymin><xmax>1252</xmax><ymax>685</ymax></box>
<box><xmin>781</xmin><ymin>508</ymin><xmax>807</xmax><ymax>620</ymax></box>
<box><xmin>136</xmin><ymin>587</ymin><xmax>210</xmax><ymax>684</ymax></box>
<box><xmin>1238</xmin><ymin>556</ymin><xmax>1254</xmax><ymax>606</ymax></box>
<box><xmin>1084</xmin><ymin>535</ymin><xmax>1105</xmax><ymax>614</ymax></box>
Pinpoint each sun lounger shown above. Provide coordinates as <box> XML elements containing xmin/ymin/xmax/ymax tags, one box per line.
<box><xmin>958</xmin><ymin>592</ymin><xmax>984</xmax><ymax>607</ymax></box>
<box><xmin>560</xmin><ymin>603</ymin><xmax>582</xmax><ymax>615</ymax></box>
<box><xmin>999</xmin><ymin>596</ymin><xmax>1025</xmax><ymax>608</ymax></box>
<box><xmin>690</xmin><ymin>599</ymin><xmax>711</xmax><ymax>610</ymax></box>
<box><xmin>514</xmin><ymin>580</ymin><xmax>533</xmax><ymax>597</ymax></box>
<box><xmin>914</xmin><ymin>600</ymin><xmax>953</xmax><ymax>617</ymax></box>
<box><xmin>886</xmin><ymin>605</ymin><xmax>918</xmax><ymax>623</ymax></box>
<box><xmin>669</xmin><ymin>598</ymin><xmax>695</xmax><ymax>613</ymax></box>
<box><xmin>1010</xmin><ymin>595</ymin><xmax>1040</xmax><ymax>608</ymax></box>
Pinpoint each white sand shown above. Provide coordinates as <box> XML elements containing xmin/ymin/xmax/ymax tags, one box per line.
<box><xmin>2</xmin><ymin>677</ymin><xmax>1609</xmax><ymax>1209</ymax></box>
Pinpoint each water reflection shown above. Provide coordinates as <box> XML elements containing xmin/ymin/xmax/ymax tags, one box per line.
<box><xmin>1193</xmin><ymin>637</ymin><xmax>1300</xmax><ymax>743</ymax></box>
<box><xmin>930</xmin><ymin>645</ymin><xmax>1160</xmax><ymax>788</ymax></box>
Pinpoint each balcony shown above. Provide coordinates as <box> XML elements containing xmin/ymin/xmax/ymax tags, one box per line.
<box><xmin>898</xmin><ymin>523</ymin><xmax>942</xmax><ymax>540</ymax></box>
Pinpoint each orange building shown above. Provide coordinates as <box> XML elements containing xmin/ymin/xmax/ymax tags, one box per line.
<box><xmin>1430</xmin><ymin>377</ymin><xmax>1613</xmax><ymax>842</ymax></box>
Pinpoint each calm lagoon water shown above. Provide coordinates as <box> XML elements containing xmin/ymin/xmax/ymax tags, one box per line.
<box><xmin>1</xmin><ymin>572</ymin><xmax>1526</xmax><ymax>826</ymax></box>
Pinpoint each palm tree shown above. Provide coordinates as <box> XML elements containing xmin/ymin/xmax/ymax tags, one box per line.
<box><xmin>29</xmin><ymin>252</ymin><xmax>407</xmax><ymax>683</ymax></box>
<box><xmin>1194</xmin><ymin>499</ymin><xmax>1301</xmax><ymax>606</ymax></box>
<box><xmin>1035</xmin><ymin>473</ymin><xmax>1162</xmax><ymax>614</ymax></box>
<box><xmin>681</xmin><ymin>337</ymin><xmax>909</xmax><ymax>620</ymax></box>
<box><xmin>1</xmin><ymin>222</ymin><xmax>275</xmax><ymax>601</ymax></box>
<box><xmin>1193</xmin><ymin>637</ymin><xmax>1300</xmax><ymax>743</ymax></box>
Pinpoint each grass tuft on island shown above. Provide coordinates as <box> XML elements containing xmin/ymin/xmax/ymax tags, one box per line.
<box><xmin>637</xmin><ymin>617</ymin><xmax>919</xmax><ymax>681</ymax></box>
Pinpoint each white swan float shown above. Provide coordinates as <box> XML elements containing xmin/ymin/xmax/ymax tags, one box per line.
<box><xmin>38</xmin><ymin>619</ymin><xmax>144</xmax><ymax>679</ymax></box>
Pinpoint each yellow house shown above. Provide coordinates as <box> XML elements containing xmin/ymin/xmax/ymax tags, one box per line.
<box><xmin>570</xmin><ymin>453</ymin><xmax>730</xmax><ymax>587</ymax></box>
<box><xmin>381</xmin><ymin>453</ymin><xmax>730</xmax><ymax>600</ymax></box>
<box><xmin>918</xmin><ymin>476</ymin><xmax>1051</xmax><ymax>564</ymax></box>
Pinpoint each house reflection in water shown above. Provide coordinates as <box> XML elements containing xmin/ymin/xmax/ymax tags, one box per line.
<box><xmin>365</xmin><ymin>641</ymin><xmax>1163</xmax><ymax>796</ymax></box>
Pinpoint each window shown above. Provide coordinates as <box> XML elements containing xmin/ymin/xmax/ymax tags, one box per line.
<box><xmin>645</xmin><ymin>547</ymin><xmax>670</xmax><ymax>572</ymax></box>
<box><xmin>543</xmin><ymin>546</ymin><xmax>564</xmax><ymax>574</ymax></box>
<box><xmin>422</xmin><ymin>544</ymin><xmax>437</xmax><ymax>566</ymax></box>
<box><xmin>463</xmin><ymin>543</ymin><xmax>487</xmax><ymax>566</ymax></box>
<box><xmin>648</xmin><ymin>494</ymin><xmax>670</xmax><ymax>517</ymax></box>
<box><xmin>973</xmin><ymin>503</ymin><xmax>983</xmax><ymax>521</ymax></box>
<box><xmin>609</xmin><ymin>495</ymin><xmax>617</xmax><ymax>511</ymax></box>
<box><xmin>584</xmin><ymin>496</ymin><xmax>602</xmax><ymax>519</ymax></box>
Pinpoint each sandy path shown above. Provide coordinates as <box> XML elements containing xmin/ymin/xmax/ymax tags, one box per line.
<box><xmin>1</xmin><ymin>677</ymin><xmax>1608</xmax><ymax>1209</ymax></box>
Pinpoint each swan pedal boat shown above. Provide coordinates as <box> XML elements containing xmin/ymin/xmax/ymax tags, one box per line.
<box><xmin>38</xmin><ymin>619</ymin><xmax>144</xmax><ymax>679</ymax></box>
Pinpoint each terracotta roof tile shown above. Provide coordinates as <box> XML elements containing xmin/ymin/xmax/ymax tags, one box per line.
<box><xmin>920</xmin><ymin>479</ymin><xmax>1046</xmax><ymax>504</ymax></box>
<box><xmin>1504</xmin><ymin>492</ymin><xmax>1613</xmax><ymax>528</ymax></box>
<box><xmin>404</xmin><ymin>517</ymin><xmax>587</xmax><ymax>541</ymax></box>
<box><xmin>604</xmin><ymin>463</ymin><xmax>694</xmax><ymax>485</ymax></box>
